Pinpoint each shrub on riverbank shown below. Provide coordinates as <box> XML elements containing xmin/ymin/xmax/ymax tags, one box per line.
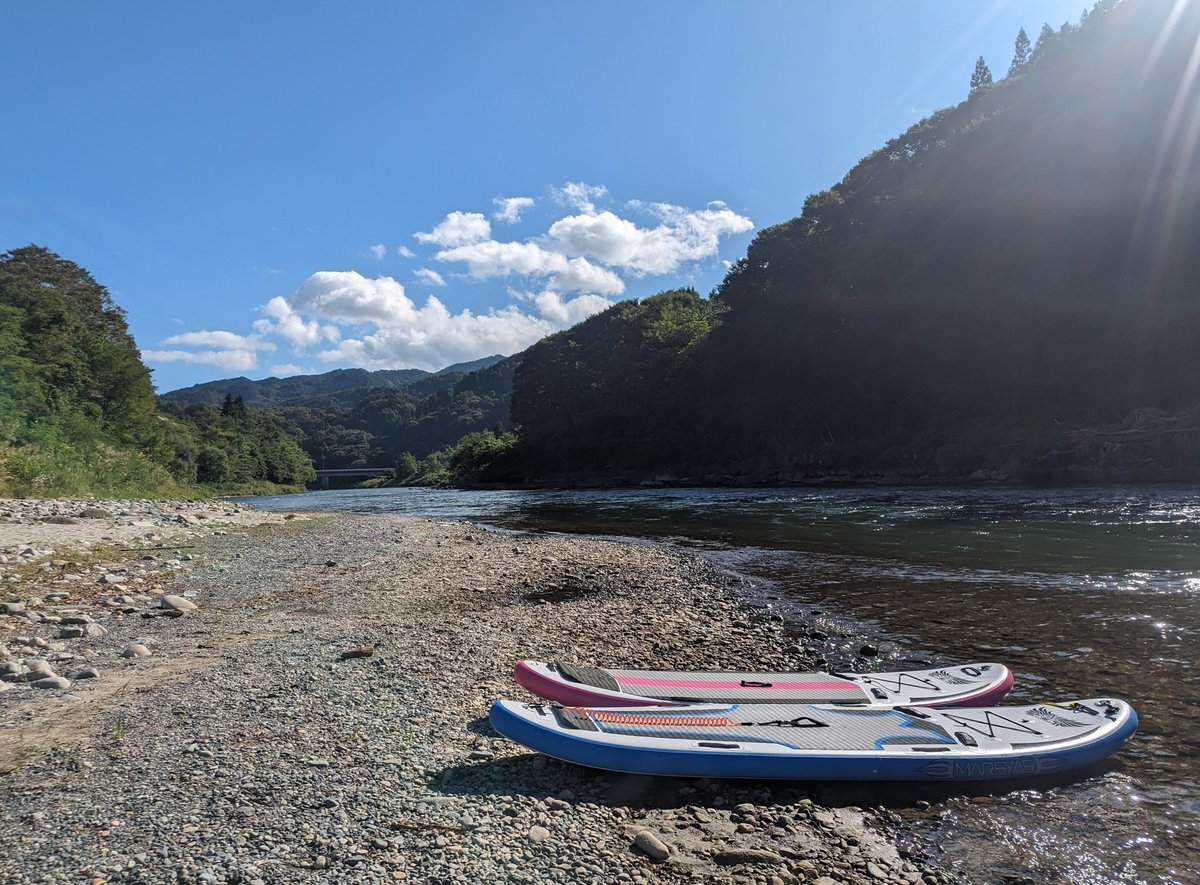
<box><xmin>371</xmin><ymin>429</ymin><xmax>517</xmax><ymax>488</ymax></box>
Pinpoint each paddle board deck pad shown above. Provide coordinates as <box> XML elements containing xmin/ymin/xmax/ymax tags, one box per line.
<box><xmin>489</xmin><ymin>697</ymin><xmax>1137</xmax><ymax>782</ymax></box>
<box><xmin>514</xmin><ymin>660</ymin><xmax>1013</xmax><ymax>708</ymax></box>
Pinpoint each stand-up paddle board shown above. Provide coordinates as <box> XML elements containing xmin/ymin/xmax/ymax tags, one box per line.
<box><xmin>489</xmin><ymin>697</ymin><xmax>1137</xmax><ymax>782</ymax></box>
<box><xmin>514</xmin><ymin>660</ymin><xmax>1013</xmax><ymax>708</ymax></box>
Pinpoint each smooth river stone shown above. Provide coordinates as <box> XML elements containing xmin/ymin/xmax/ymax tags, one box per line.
<box><xmin>632</xmin><ymin>831</ymin><xmax>670</xmax><ymax>862</ymax></box>
<box><xmin>30</xmin><ymin>675</ymin><xmax>71</xmax><ymax>690</ymax></box>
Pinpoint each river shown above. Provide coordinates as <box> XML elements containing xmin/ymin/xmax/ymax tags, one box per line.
<box><xmin>244</xmin><ymin>486</ymin><xmax>1199</xmax><ymax>885</ymax></box>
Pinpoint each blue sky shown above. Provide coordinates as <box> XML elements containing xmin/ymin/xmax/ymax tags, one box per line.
<box><xmin>2</xmin><ymin>1</ymin><xmax>1083</xmax><ymax>392</ymax></box>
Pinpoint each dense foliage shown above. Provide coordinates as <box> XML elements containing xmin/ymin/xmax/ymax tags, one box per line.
<box><xmin>510</xmin><ymin>289</ymin><xmax>724</xmax><ymax>474</ymax></box>
<box><xmin>509</xmin><ymin>0</ymin><xmax>1200</xmax><ymax>484</ymax></box>
<box><xmin>265</xmin><ymin>356</ymin><xmax>517</xmax><ymax>471</ymax></box>
<box><xmin>158</xmin><ymin>355</ymin><xmax>516</xmax><ymax>480</ymax></box>
<box><xmin>156</xmin><ymin>394</ymin><xmax>317</xmax><ymax>489</ymax></box>
<box><xmin>379</xmin><ymin>428</ymin><xmax>518</xmax><ymax>488</ymax></box>
<box><xmin>0</xmin><ymin>246</ymin><xmax>314</xmax><ymax>496</ymax></box>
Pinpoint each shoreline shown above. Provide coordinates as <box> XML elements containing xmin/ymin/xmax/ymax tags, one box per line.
<box><xmin>2</xmin><ymin>506</ymin><xmax>949</xmax><ymax>885</ymax></box>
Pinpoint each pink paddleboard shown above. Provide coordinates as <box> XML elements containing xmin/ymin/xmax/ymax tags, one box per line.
<box><xmin>515</xmin><ymin>660</ymin><xmax>1013</xmax><ymax>708</ymax></box>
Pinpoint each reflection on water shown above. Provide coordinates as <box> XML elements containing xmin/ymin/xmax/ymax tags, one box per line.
<box><xmin>246</xmin><ymin>485</ymin><xmax>1200</xmax><ymax>884</ymax></box>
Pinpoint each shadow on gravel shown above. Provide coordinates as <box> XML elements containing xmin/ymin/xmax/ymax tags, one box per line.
<box><xmin>465</xmin><ymin>715</ymin><xmax>500</xmax><ymax>738</ymax></box>
<box><xmin>435</xmin><ymin>723</ymin><xmax>1127</xmax><ymax>811</ymax></box>
<box><xmin>521</xmin><ymin>576</ymin><xmax>606</xmax><ymax>603</ymax></box>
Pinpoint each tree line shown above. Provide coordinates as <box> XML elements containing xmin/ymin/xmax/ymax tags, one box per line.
<box><xmin>0</xmin><ymin>246</ymin><xmax>314</xmax><ymax>496</ymax></box>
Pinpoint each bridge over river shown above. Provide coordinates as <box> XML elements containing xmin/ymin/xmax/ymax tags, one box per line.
<box><xmin>311</xmin><ymin>467</ymin><xmax>392</xmax><ymax>489</ymax></box>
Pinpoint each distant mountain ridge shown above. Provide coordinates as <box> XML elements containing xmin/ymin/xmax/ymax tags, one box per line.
<box><xmin>159</xmin><ymin>356</ymin><xmax>507</xmax><ymax>406</ymax></box>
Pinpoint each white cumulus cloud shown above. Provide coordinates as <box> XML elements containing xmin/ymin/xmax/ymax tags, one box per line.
<box><xmin>289</xmin><ymin>271</ymin><xmax>419</xmax><ymax>326</ymax></box>
<box><xmin>546</xmin><ymin>203</ymin><xmax>754</xmax><ymax>276</ymax></box>
<box><xmin>433</xmin><ymin>240</ymin><xmax>625</xmax><ymax>295</ymax></box>
<box><xmin>414</xmin><ymin>268</ymin><xmax>447</xmax><ymax>287</ymax></box>
<box><xmin>530</xmin><ymin>290</ymin><xmax>613</xmax><ymax>325</ymax></box>
<box><xmin>429</xmin><ymin>186</ymin><xmax>751</xmax><ymax>297</ymax></box>
<box><xmin>252</xmin><ymin>296</ymin><xmax>341</xmax><ymax>348</ymax></box>
<box><xmin>414</xmin><ymin>211</ymin><xmax>492</xmax><ymax>248</ymax></box>
<box><xmin>277</xmin><ymin>273</ymin><xmax>614</xmax><ymax>371</ymax></box>
<box><xmin>493</xmin><ymin>196</ymin><xmax>535</xmax><ymax>223</ymax></box>
<box><xmin>318</xmin><ymin>301</ymin><xmax>543</xmax><ymax>371</ymax></box>
<box><xmin>159</xmin><ymin>330</ymin><xmax>271</xmax><ymax>351</ymax></box>
<box><xmin>553</xmin><ymin>182</ymin><xmax>608</xmax><ymax>213</ymax></box>
<box><xmin>145</xmin><ymin>330</ymin><xmax>275</xmax><ymax>373</ymax></box>
<box><xmin>151</xmin><ymin>183</ymin><xmax>753</xmax><ymax>381</ymax></box>
<box><xmin>143</xmin><ymin>348</ymin><xmax>261</xmax><ymax>372</ymax></box>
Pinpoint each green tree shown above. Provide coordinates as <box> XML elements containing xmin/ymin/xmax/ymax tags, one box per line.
<box><xmin>195</xmin><ymin>446</ymin><xmax>230</xmax><ymax>483</ymax></box>
<box><xmin>969</xmin><ymin>56</ymin><xmax>994</xmax><ymax>97</ymax></box>
<box><xmin>0</xmin><ymin>245</ymin><xmax>159</xmax><ymax>442</ymax></box>
<box><xmin>220</xmin><ymin>392</ymin><xmax>247</xmax><ymax>420</ymax></box>
<box><xmin>394</xmin><ymin>451</ymin><xmax>420</xmax><ymax>480</ymax></box>
<box><xmin>447</xmin><ymin>430</ymin><xmax>516</xmax><ymax>484</ymax></box>
<box><xmin>0</xmin><ymin>303</ymin><xmax>42</xmax><ymax>434</ymax></box>
<box><xmin>1008</xmin><ymin>28</ymin><xmax>1031</xmax><ymax>76</ymax></box>
<box><xmin>1032</xmin><ymin>23</ymin><xmax>1056</xmax><ymax>60</ymax></box>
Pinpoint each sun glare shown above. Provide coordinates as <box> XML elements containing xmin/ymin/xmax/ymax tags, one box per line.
<box><xmin>1134</xmin><ymin>0</ymin><xmax>1200</xmax><ymax>289</ymax></box>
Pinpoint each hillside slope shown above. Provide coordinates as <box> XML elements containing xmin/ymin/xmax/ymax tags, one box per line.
<box><xmin>509</xmin><ymin>0</ymin><xmax>1200</xmax><ymax>485</ymax></box>
<box><xmin>0</xmin><ymin>246</ymin><xmax>314</xmax><ymax>495</ymax></box>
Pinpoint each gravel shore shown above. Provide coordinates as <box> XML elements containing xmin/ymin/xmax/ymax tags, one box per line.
<box><xmin>1</xmin><ymin>507</ymin><xmax>951</xmax><ymax>885</ymax></box>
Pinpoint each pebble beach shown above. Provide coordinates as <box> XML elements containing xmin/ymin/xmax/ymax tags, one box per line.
<box><xmin>1</xmin><ymin>500</ymin><xmax>951</xmax><ymax>885</ymax></box>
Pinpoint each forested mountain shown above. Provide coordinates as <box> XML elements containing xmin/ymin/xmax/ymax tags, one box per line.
<box><xmin>157</xmin><ymin>355</ymin><xmax>518</xmax><ymax>471</ymax></box>
<box><xmin>511</xmin><ymin>290</ymin><xmax>722</xmax><ymax>474</ymax></box>
<box><xmin>0</xmin><ymin>246</ymin><xmax>314</xmax><ymax>495</ymax></box>
<box><xmin>160</xmin><ymin>355</ymin><xmax>504</xmax><ymax>406</ymax></box>
<box><xmin>269</xmin><ymin>355</ymin><xmax>518</xmax><ymax>469</ymax></box>
<box><xmin>506</xmin><ymin>0</ymin><xmax>1200</xmax><ymax>485</ymax></box>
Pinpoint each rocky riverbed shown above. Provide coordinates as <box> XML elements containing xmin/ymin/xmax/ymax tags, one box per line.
<box><xmin>1</xmin><ymin>508</ymin><xmax>951</xmax><ymax>885</ymax></box>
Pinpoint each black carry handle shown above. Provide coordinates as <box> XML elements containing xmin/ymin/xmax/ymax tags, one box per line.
<box><xmin>739</xmin><ymin>680</ymin><xmax>774</xmax><ymax>688</ymax></box>
<box><xmin>743</xmin><ymin>716</ymin><xmax>829</xmax><ymax>728</ymax></box>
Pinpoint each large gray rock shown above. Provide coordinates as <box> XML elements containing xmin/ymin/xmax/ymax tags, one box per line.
<box><xmin>632</xmin><ymin>830</ymin><xmax>670</xmax><ymax>862</ymax></box>
<box><xmin>160</xmin><ymin>595</ymin><xmax>197</xmax><ymax>613</ymax></box>
<box><xmin>0</xmin><ymin>601</ymin><xmax>26</xmax><ymax>615</ymax></box>
<box><xmin>30</xmin><ymin>675</ymin><xmax>71</xmax><ymax>690</ymax></box>
<box><xmin>58</xmin><ymin>622</ymin><xmax>108</xmax><ymax>639</ymax></box>
<box><xmin>121</xmin><ymin>643</ymin><xmax>151</xmax><ymax>658</ymax></box>
<box><xmin>713</xmin><ymin>848</ymin><xmax>785</xmax><ymax>866</ymax></box>
<box><xmin>24</xmin><ymin>659</ymin><xmax>56</xmax><ymax>680</ymax></box>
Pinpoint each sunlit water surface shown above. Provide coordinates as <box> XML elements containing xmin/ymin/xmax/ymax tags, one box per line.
<box><xmin>246</xmin><ymin>486</ymin><xmax>1200</xmax><ymax>884</ymax></box>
